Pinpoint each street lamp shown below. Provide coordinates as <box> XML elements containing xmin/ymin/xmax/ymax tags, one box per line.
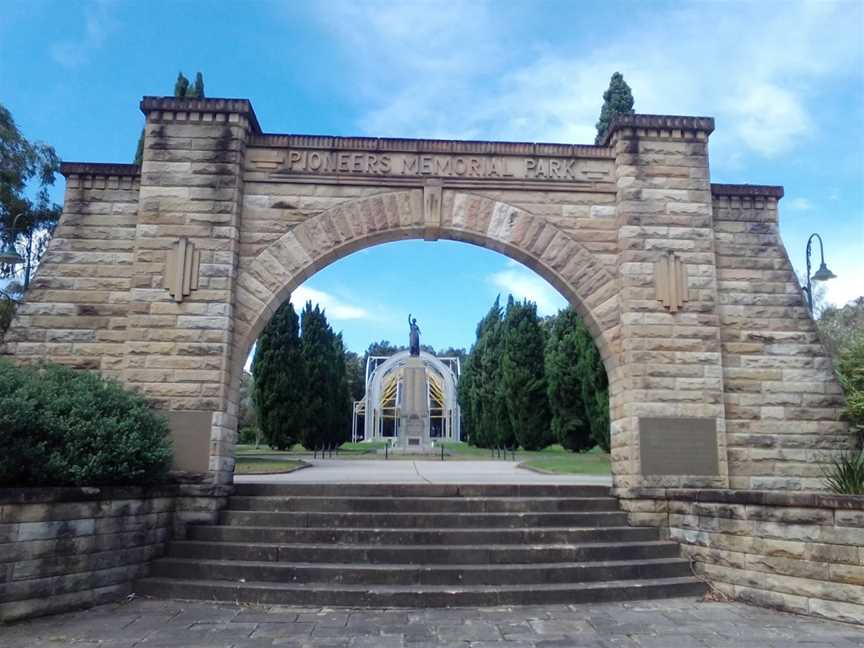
<box><xmin>0</xmin><ymin>212</ymin><xmax>25</xmax><ymax>265</ymax></box>
<box><xmin>802</xmin><ymin>233</ymin><xmax>837</xmax><ymax>315</ymax></box>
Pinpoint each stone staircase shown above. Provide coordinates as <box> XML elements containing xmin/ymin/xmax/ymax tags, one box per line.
<box><xmin>135</xmin><ymin>483</ymin><xmax>705</xmax><ymax>607</ymax></box>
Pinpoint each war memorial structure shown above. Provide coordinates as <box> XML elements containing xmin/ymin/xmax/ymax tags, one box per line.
<box><xmin>1</xmin><ymin>97</ymin><xmax>861</xmax><ymax>624</ymax></box>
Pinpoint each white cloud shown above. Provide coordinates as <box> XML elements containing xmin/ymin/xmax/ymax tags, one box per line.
<box><xmin>290</xmin><ymin>285</ymin><xmax>370</xmax><ymax>321</ymax></box>
<box><xmin>488</xmin><ymin>262</ymin><xmax>567</xmax><ymax>316</ymax></box>
<box><xmin>306</xmin><ymin>1</ymin><xmax>861</xmax><ymax>163</ymax></box>
<box><xmin>50</xmin><ymin>1</ymin><xmax>114</xmax><ymax>68</ymax></box>
<box><xmin>786</xmin><ymin>197</ymin><xmax>813</xmax><ymax>211</ymax></box>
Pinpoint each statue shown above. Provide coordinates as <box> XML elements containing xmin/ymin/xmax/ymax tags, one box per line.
<box><xmin>408</xmin><ymin>314</ymin><xmax>421</xmax><ymax>356</ymax></box>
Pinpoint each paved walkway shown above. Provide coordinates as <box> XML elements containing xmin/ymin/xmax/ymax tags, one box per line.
<box><xmin>236</xmin><ymin>459</ymin><xmax>612</xmax><ymax>485</ymax></box>
<box><xmin>3</xmin><ymin>596</ymin><xmax>862</xmax><ymax>647</ymax></box>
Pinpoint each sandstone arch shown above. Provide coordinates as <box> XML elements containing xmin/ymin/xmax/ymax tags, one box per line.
<box><xmin>211</xmin><ymin>190</ymin><xmax>623</xmax><ymax>482</ymax></box>
<box><xmin>2</xmin><ymin>97</ymin><xmax>849</xmax><ymax>491</ymax></box>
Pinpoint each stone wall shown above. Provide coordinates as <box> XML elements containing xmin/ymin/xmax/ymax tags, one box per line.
<box><xmin>0</xmin><ymin>484</ymin><xmax>230</xmax><ymax>623</ymax></box>
<box><xmin>713</xmin><ymin>186</ymin><xmax>849</xmax><ymax>490</ymax></box>
<box><xmin>617</xmin><ymin>488</ymin><xmax>864</xmax><ymax>624</ymax></box>
<box><xmin>3</xmin><ymin>165</ymin><xmax>140</xmax><ymax>380</ymax></box>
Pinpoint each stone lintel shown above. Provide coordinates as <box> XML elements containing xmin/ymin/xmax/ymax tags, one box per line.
<box><xmin>139</xmin><ymin>96</ymin><xmax>262</xmax><ymax>134</ymax></box>
<box><xmin>252</xmin><ymin>133</ymin><xmax>613</xmax><ymax>158</ymax></box>
<box><xmin>59</xmin><ymin>162</ymin><xmax>141</xmax><ymax>178</ymax></box>
<box><xmin>614</xmin><ymin>487</ymin><xmax>864</xmax><ymax>511</ymax></box>
<box><xmin>600</xmin><ymin>113</ymin><xmax>716</xmax><ymax>145</ymax></box>
<box><xmin>711</xmin><ymin>183</ymin><xmax>785</xmax><ymax>200</ymax></box>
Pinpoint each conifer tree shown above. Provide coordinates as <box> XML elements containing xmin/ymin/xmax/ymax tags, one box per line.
<box><xmin>191</xmin><ymin>72</ymin><xmax>205</xmax><ymax>99</ymax></box>
<box><xmin>251</xmin><ymin>302</ymin><xmax>306</xmax><ymax>450</ymax></box>
<box><xmin>326</xmin><ymin>333</ymin><xmax>352</xmax><ymax>446</ymax></box>
<box><xmin>574</xmin><ymin>320</ymin><xmax>610</xmax><ymax>451</ymax></box>
<box><xmin>174</xmin><ymin>72</ymin><xmax>190</xmax><ymax>98</ymax></box>
<box><xmin>134</xmin><ymin>71</ymin><xmax>206</xmax><ymax>164</ymax></box>
<box><xmin>545</xmin><ymin>308</ymin><xmax>592</xmax><ymax>452</ymax></box>
<box><xmin>500</xmin><ymin>298</ymin><xmax>550</xmax><ymax>450</ymax></box>
<box><xmin>299</xmin><ymin>302</ymin><xmax>334</xmax><ymax>449</ymax></box>
<box><xmin>595</xmin><ymin>72</ymin><xmax>635</xmax><ymax>144</ymax></box>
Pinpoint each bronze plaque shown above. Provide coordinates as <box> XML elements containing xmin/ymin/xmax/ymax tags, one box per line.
<box><xmin>165</xmin><ymin>411</ymin><xmax>212</xmax><ymax>473</ymax></box>
<box><xmin>639</xmin><ymin>417</ymin><xmax>719</xmax><ymax>475</ymax></box>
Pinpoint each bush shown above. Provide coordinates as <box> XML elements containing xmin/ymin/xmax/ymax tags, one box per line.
<box><xmin>837</xmin><ymin>334</ymin><xmax>864</xmax><ymax>448</ymax></box>
<box><xmin>824</xmin><ymin>450</ymin><xmax>864</xmax><ymax>495</ymax></box>
<box><xmin>0</xmin><ymin>361</ymin><xmax>173</xmax><ymax>486</ymax></box>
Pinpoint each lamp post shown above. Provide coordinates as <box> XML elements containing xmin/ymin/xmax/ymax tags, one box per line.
<box><xmin>0</xmin><ymin>213</ymin><xmax>28</xmax><ymax>290</ymax></box>
<box><xmin>802</xmin><ymin>233</ymin><xmax>837</xmax><ymax>315</ymax></box>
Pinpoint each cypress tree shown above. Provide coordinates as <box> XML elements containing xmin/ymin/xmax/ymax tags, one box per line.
<box><xmin>299</xmin><ymin>302</ymin><xmax>331</xmax><ymax>449</ymax></box>
<box><xmin>595</xmin><ymin>72</ymin><xmax>635</xmax><ymax>144</ymax></box>
<box><xmin>326</xmin><ymin>333</ymin><xmax>352</xmax><ymax>446</ymax></box>
<box><xmin>251</xmin><ymin>302</ymin><xmax>306</xmax><ymax>450</ymax></box>
<box><xmin>134</xmin><ymin>71</ymin><xmax>206</xmax><ymax>164</ymax></box>
<box><xmin>574</xmin><ymin>320</ymin><xmax>610</xmax><ymax>451</ymax></box>
<box><xmin>500</xmin><ymin>298</ymin><xmax>550</xmax><ymax>450</ymax></box>
<box><xmin>191</xmin><ymin>72</ymin><xmax>205</xmax><ymax>99</ymax></box>
<box><xmin>457</xmin><ymin>354</ymin><xmax>476</xmax><ymax>443</ymax></box>
<box><xmin>174</xmin><ymin>72</ymin><xmax>190</xmax><ymax>98</ymax></box>
<box><xmin>473</xmin><ymin>297</ymin><xmax>513</xmax><ymax>448</ymax></box>
<box><xmin>545</xmin><ymin>308</ymin><xmax>592</xmax><ymax>452</ymax></box>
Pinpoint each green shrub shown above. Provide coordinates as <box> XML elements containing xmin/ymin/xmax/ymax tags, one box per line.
<box><xmin>837</xmin><ymin>334</ymin><xmax>864</xmax><ymax>448</ymax></box>
<box><xmin>824</xmin><ymin>450</ymin><xmax>864</xmax><ymax>495</ymax></box>
<box><xmin>0</xmin><ymin>360</ymin><xmax>173</xmax><ymax>486</ymax></box>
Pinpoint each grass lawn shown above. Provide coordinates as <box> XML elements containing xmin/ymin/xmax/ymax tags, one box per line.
<box><xmin>234</xmin><ymin>456</ymin><xmax>308</xmax><ymax>474</ymax></box>
<box><xmin>519</xmin><ymin>449</ymin><xmax>611</xmax><ymax>475</ymax></box>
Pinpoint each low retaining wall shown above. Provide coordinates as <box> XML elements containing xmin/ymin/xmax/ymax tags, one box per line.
<box><xmin>0</xmin><ymin>483</ymin><xmax>231</xmax><ymax>623</ymax></box>
<box><xmin>617</xmin><ymin>488</ymin><xmax>864</xmax><ymax>624</ymax></box>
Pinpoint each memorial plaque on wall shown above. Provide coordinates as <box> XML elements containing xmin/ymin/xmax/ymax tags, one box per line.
<box><xmin>639</xmin><ymin>417</ymin><xmax>719</xmax><ymax>475</ymax></box>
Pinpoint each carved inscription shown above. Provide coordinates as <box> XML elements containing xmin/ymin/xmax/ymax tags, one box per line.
<box><xmin>276</xmin><ymin>150</ymin><xmax>609</xmax><ymax>182</ymax></box>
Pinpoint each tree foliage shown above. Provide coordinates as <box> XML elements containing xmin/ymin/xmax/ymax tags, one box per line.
<box><xmin>299</xmin><ymin>302</ymin><xmax>351</xmax><ymax>449</ymax></box>
<box><xmin>595</xmin><ymin>72</ymin><xmax>635</xmax><ymax>144</ymax></box>
<box><xmin>837</xmin><ymin>333</ymin><xmax>864</xmax><ymax>448</ymax></box>
<box><xmin>546</xmin><ymin>308</ymin><xmax>591</xmax><ymax>451</ymax></box>
<box><xmin>501</xmin><ymin>297</ymin><xmax>550</xmax><ymax>450</ymax></box>
<box><xmin>251</xmin><ymin>302</ymin><xmax>306</xmax><ymax>450</ymax></box>
<box><xmin>134</xmin><ymin>71</ymin><xmax>206</xmax><ymax>164</ymax></box>
<box><xmin>818</xmin><ymin>297</ymin><xmax>864</xmax><ymax>358</ymax></box>
<box><xmin>0</xmin><ymin>103</ymin><xmax>61</xmax><ymax>308</ymax></box>
<box><xmin>459</xmin><ymin>299</ymin><xmax>609</xmax><ymax>452</ymax></box>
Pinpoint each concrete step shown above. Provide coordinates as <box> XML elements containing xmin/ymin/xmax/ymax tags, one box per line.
<box><xmin>227</xmin><ymin>495</ymin><xmax>620</xmax><ymax>513</ymax></box>
<box><xmin>232</xmin><ymin>483</ymin><xmax>610</xmax><ymax>498</ymax></box>
<box><xmin>186</xmin><ymin>525</ymin><xmax>658</xmax><ymax>546</ymax></box>
<box><xmin>150</xmin><ymin>557</ymin><xmax>694</xmax><ymax>586</ymax></box>
<box><xmin>135</xmin><ymin>575</ymin><xmax>706</xmax><ymax>607</ymax></box>
<box><xmin>167</xmin><ymin>539</ymin><xmax>682</xmax><ymax>564</ymax></box>
<box><xmin>218</xmin><ymin>510</ymin><xmax>630</xmax><ymax>528</ymax></box>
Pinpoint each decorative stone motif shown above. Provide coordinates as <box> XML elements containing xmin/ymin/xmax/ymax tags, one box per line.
<box><xmin>655</xmin><ymin>250</ymin><xmax>689</xmax><ymax>313</ymax></box>
<box><xmin>163</xmin><ymin>238</ymin><xmax>200</xmax><ymax>303</ymax></box>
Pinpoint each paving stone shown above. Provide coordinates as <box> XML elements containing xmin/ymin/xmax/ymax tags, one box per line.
<box><xmin>2</xmin><ymin>597</ymin><xmax>863</xmax><ymax>646</ymax></box>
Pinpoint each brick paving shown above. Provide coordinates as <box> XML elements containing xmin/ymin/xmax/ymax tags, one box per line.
<box><xmin>1</xmin><ymin>596</ymin><xmax>862</xmax><ymax>647</ymax></box>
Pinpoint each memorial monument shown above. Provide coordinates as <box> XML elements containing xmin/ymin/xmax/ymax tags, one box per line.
<box><xmin>400</xmin><ymin>315</ymin><xmax>429</xmax><ymax>448</ymax></box>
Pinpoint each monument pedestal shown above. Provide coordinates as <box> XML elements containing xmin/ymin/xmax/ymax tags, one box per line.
<box><xmin>398</xmin><ymin>356</ymin><xmax>430</xmax><ymax>450</ymax></box>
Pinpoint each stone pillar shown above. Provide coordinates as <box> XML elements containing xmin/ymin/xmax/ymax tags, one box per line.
<box><xmin>605</xmin><ymin>115</ymin><xmax>728</xmax><ymax>490</ymax></box>
<box><xmin>125</xmin><ymin>97</ymin><xmax>259</xmax><ymax>482</ymax></box>
<box><xmin>399</xmin><ymin>357</ymin><xmax>430</xmax><ymax>450</ymax></box>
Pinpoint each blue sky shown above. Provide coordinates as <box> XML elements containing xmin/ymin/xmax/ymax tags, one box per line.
<box><xmin>1</xmin><ymin>0</ymin><xmax>862</xmax><ymax>353</ymax></box>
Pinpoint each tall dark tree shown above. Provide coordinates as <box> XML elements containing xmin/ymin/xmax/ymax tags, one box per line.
<box><xmin>344</xmin><ymin>350</ymin><xmax>366</xmax><ymax>402</ymax></box>
<box><xmin>174</xmin><ymin>72</ymin><xmax>190</xmax><ymax>98</ymax></box>
<box><xmin>463</xmin><ymin>296</ymin><xmax>514</xmax><ymax>448</ymax></box>
<box><xmin>191</xmin><ymin>72</ymin><xmax>205</xmax><ymax>99</ymax></box>
<box><xmin>251</xmin><ymin>302</ymin><xmax>306</xmax><ymax>450</ymax></box>
<box><xmin>545</xmin><ymin>308</ymin><xmax>592</xmax><ymax>452</ymax></box>
<box><xmin>500</xmin><ymin>298</ymin><xmax>550</xmax><ymax>450</ymax></box>
<box><xmin>573</xmin><ymin>320</ymin><xmax>610</xmax><ymax>451</ymax></box>
<box><xmin>0</xmin><ymin>103</ymin><xmax>61</xmax><ymax>329</ymax></box>
<box><xmin>595</xmin><ymin>72</ymin><xmax>635</xmax><ymax>144</ymax></box>
<box><xmin>134</xmin><ymin>72</ymin><xmax>206</xmax><ymax>164</ymax></box>
<box><xmin>299</xmin><ymin>302</ymin><xmax>351</xmax><ymax>448</ymax></box>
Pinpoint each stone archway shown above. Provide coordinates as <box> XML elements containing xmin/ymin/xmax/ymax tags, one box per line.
<box><xmin>214</xmin><ymin>190</ymin><xmax>623</xmax><ymax>484</ymax></box>
<box><xmin>2</xmin><ymin>96</ymin><xmax>849</xmax><ymax>491</ymax></box>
